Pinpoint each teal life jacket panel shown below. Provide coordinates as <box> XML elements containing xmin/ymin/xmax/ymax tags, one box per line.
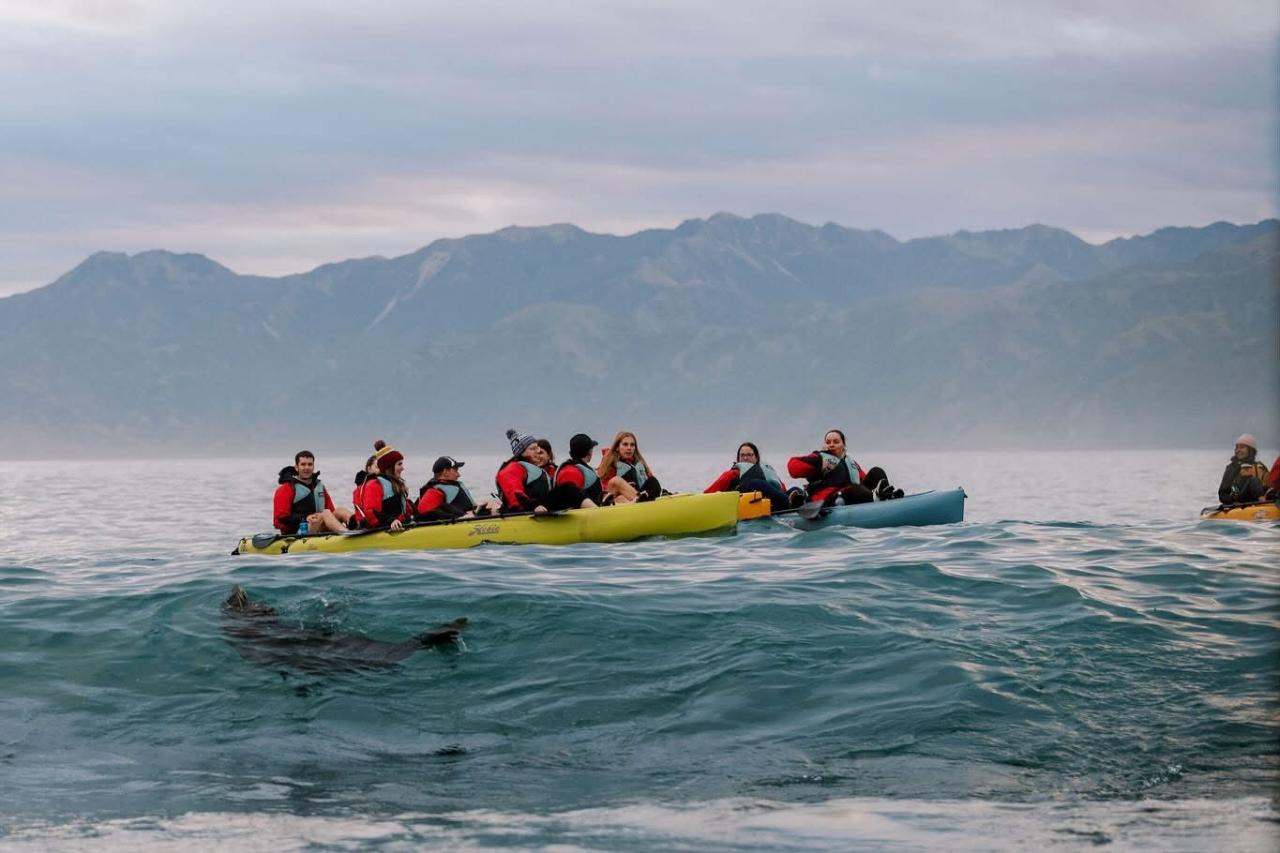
<box><xmin>291</xmin><ymin>479</ymin><xmax>327</xmax><ymax>517</ymax></box>
<box><xmin>615</xmin><ymin>459</ymin><xmax>649</xmax><ymax>489</ymax></box>
<box><xmin>807</xmin><ymin>452</ymin><xmax>862</xmax><ymax>492</ymax></box>
<box><xmin>733</xmin><ymin>461</ymin><xmax>783</xmax><ymax>491</ymax></box>
<box><xmin>555</xmin><ymin>461</ymin><xmax>602</xmax><ymax>502</ymax></box>
<box><xmin>372</xmin><ymin>475</ymin><xmax>406</xmax><ymax>524</ymax></box>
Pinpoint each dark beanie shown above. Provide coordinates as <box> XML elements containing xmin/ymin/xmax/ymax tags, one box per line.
<box><xmin>506</xmin><ymin>428</ymin><xmax>535</xmax><ymax>458</ymax></box>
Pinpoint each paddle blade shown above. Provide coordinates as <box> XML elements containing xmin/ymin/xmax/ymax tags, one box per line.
<box><xmin>796</xmin><ymin>501</ymin><xmax>829</xmax><ymax>521</ymax></box>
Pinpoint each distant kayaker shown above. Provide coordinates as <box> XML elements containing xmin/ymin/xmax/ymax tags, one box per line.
<box><xmin>704</xmin><ymin>442</ymin><xmax>792</xmax><ymax>511</ymax></box>
<box><xmin>272</xmin><ymin>450</ymin><xmax>352</xmax><ymax>535</ymax></box>
<box><xmin>554</xmin><ymin>433</ymin><xmax>608</xmax><ymax>505</ymax></box>
<box><xmin>351</xmin><ymin>453</ymin><xmax>377</xmax><ymax>528</ymax></box>
<box><xmin>788</xmin><ymin>429</ymin><xmax>902</xmax><ymax>507</ymax></box>
<box><xmin>1218</xmin><ymin>433</ymin><xmax>1269</xmax><ymax>505</ymax></box>
<box><xmin>358</xmin><ymin>440</ymin><xmax>412</xmax><ymax>530</ymax></box>
<box><xmin>416</xmin><ymin>456</ymin><xmax>500</xmax><ymax>521</ymax></box>
<box><xmin>597</xmin><ymin>431</ymin><xmax>663</xmax><ymax>503</ymax></box>
<box><xmin>497</xmin><ymin>428</ymin><xmax>595</xmax><ymax>513</ymax></box>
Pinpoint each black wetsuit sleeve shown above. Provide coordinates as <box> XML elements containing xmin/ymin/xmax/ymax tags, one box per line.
<box><xmin>1218</xmin><ymin>461</ymin><xmax>1239</xmax><ymax>504</ymax></box>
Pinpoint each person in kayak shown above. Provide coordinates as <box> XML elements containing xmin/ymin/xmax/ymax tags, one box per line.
<box><xmin>497</xmin><ymin>428</ymin><xmax>595</xmax><ymax>514</ymax></box>
<box><xmin>416</xmin><ymin>456</ymin><xmax>500</xmax><ymax>521</ymax></box>
<box><xmin>1218</xmin><ymin>433</ymin><xmax>1269</xmax><ymax>505</ymax></box>
<box><xmin>350</xmin><ymin>453</ymin><xmax>377</xmax><ymax>528</ymax></box>
<box><xmin>704</xmin><ymin>442</ymin><xmax>792</xmax><ymax>511</ymax></box>
<box><xmin>788</xmin><ymin>429</ymin><xmax>902</xmax><ymax>507</ymax></box>
<box><xmin>272</xmin><ymin>450</ymin><xmax>352</xmax><ymax>535</ymax></box>
<box><xmin>358</xmin><ymin>440</ymin><xmax>412</xmax><ymax>530</ymax></box>
<box><xmin>1267</xmin><ymin>457</ymin><xmax>1280</xmax><ymax>500</ymax></box>
<box><xmin>597</xmin><ymin>431</ymin><xmax>663</xmax><ymax>503</ymax></box>
<box><xmin>554</xmin><ymin>433</ymin><xmax>608</xmax><ymax>505</ymax></box>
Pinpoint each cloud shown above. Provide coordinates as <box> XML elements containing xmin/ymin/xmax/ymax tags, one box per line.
<box><xmin>0</xmin><ymin>1</ymin><xmax>1275</xmax><ymax>294</ymax></box>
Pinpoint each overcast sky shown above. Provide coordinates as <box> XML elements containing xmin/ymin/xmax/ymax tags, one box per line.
<box><xmin>1</xmin><ymin>0</ymin><xmax>1276</xmax><ymax>295</ymax></box>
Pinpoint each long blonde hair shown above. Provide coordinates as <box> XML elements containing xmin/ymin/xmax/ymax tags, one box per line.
<box><xmin>597</xmin><ymin>431</ymin><xmax>652</xmax><ymax>479</ymax></box>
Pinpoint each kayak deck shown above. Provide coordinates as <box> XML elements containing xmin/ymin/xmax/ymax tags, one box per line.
<box><xmin>235</xmin><ymin>492</ymin><xmax>740</xmax><ymax>555</ymax></box>
<box><xmin>1200</xmin><ymin>502</ymin><xmax>1280</xmax><ymax>522</ymax></box>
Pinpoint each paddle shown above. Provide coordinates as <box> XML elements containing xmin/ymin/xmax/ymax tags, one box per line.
<box><xmin>796</xmin><ymin>500</ymin><xmax>831</xmax><ymax>521</ymax></box>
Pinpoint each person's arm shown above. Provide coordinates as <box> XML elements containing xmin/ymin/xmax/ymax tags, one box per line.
<box><xmin>496</xmin><ymin>463</ymin><xmax>530</xmax><ymax>510</ymax></box>
<box><xmin>558</xmin><ymin>465</ymin><xmax>586</xmax><ymax>490</ymax></box>
<box><xmin>787</xmin><ymin>453</ymin><xmax>821</xmax><ymax>480</ymax></box>
<box><xmin>273</xmin><ymin>484</ymin><xmax>299</xmax><ymax>532</ymax></box>
<box><xmin>704</xmin><ymin>468</ymin><xmax>736</xmax><ymax>493</ymax></box>
<box><xmin>1268</xmin><ymin>459</ymin><xmax>1280</xmax><ymax>495</ymax></box>
<box><xmin>359</xmin><ymin>478</ymin><xmax>385</xmax><ymax>525</ymax></box>
<box><xmin>417</xmin><ymin>487</ymin><xmax>463</xmax><ymax>520</ymax></box>
<box><xmin>323</xmin><ymin>489</ymin><xmax>336</xmax><ymax>512</ymax></box>
<box><xmin>1218</xmin><ymin>461</ymin><xmax>1238</xmax><ymax>504</ymax></box>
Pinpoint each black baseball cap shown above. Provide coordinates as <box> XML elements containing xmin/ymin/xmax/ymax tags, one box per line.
<box><xmin>569</xmin><ymin>433</ymin><xmax>598</xmax><ymax>458</ymax></box>
<box><xmin>432</xmin><ymin>456</ymin><xmax>465</xmax><ymax>474</ymax></box>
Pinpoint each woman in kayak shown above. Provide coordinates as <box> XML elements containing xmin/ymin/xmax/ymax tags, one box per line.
<box><xmin>1218</xmin><ymin>433</ymin><xmax>1269</xmax><ymax>505</ymax></box>
<box><xmin>788</xmin><ymin>429</ymin><xmax>901</xmax><ymax>507</ymax></box>
<box><xmin>597</xmin><ymin>431</ymin><xmax>663</xmax><ymax>503</ymax></box>
<box><xmin>496</xmin><ymin>428</ymin><xmax>595</xmax><ymax>514</ymax></box>
<box><xmin>704</xmin><ymin>442</ymin><xmax>792</xmax><ymax>511</ymax></box>
<box><xmin>357</xmin><ymin>440</ymin><xmax>412</xmax><ymax>530</ymax></box>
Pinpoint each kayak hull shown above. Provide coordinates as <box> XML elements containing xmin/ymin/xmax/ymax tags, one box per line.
<box><xmin>788</xmin><ymin>488</ymin><xmax>966</xmax><ymax>531</ymax></box>
<box><xmin>235</xmin><ymin>492</ymin><xmax>740</xmax><ymax>555</ymax></box>
<box><xmin>1200</xmin><ymin>502</ymin><xmax>1280</xmax><ymax>522</ymax></box>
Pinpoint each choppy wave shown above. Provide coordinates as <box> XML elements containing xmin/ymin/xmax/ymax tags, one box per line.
<box><xmin>0</xmin><ymin>453</ymin><xmax>1277</xmax><ymax>848</ymax></box>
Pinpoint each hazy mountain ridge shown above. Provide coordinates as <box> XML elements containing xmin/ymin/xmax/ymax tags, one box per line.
<box><xmin>0</xmin><ymin>214</ymin><xmax>1275</xmax><ymax>456</ymax></box>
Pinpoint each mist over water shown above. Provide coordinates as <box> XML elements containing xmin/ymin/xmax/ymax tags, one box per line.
<box><xmin>0</xmin><ymin>451</ymin><xmax>1276</xmax><ymax>849</ymax></box>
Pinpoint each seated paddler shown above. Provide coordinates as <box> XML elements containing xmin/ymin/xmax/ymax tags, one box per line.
<box><xmin>272</xmin><ymin>450</ymin><xmax>352</xmax><ymax>535</ymax></box>
<box><xmin>597</xmin><ymin>431</ymin><xmax>663</xmax><ymax>503</ymax></box>
<box><xmin>553</xmin><ymin>433</ymin><xmax>610</xmax><ymax>506</ymax></box>
<box><xmin>705</xmin><ymin>441</ymin><xmax>791</xmax><ymax>511</ymax></box>
<box><xmin>357</xmin><ymin>440</ymin><xmax>412</xmax><ymax>530</ymax></box>
<box><xmin>1218</xmin><ymin>433</ymin><xmax>1269</xmax><ymax>505</ymax></box>
<box><xmin>497</xmin><ymin>428</ymin><xmax>595</xmax><ymax>514</ymax></box>
<box><xmin>416</xmin><ymin>456</ymin><xmax>500</xmax><ymax>521</ymax></box>
<box><xmin>787</xmin><ymin>429</ymin><xmax>902</xmax><ymax>507</ymax></box>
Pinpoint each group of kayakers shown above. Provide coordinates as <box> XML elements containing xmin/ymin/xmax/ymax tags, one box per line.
<box><xmin>271</xmin><ymin>428</ymin><xmax>904</xmax><ymax>535</ymax></box>
<box><xmin>1217</xmin><ymin>433</ymin><xmax>1280</xmax><ymax>506</ymax></box>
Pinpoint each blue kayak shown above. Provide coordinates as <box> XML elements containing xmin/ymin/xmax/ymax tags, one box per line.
<box><xmin>787</xmin><ymin>488</ymin><xmax>966</xmax><ymax>531</ymax></box>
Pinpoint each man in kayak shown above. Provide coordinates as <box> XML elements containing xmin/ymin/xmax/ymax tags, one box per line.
<box><xmin>554</xmin><ymin>433</ymin><xmax>609</xmax><ymax>505</ymax></box>
<box><xmin>416</xmin><ymin>456</ymin><xmax>501</xmax><ymax>521</ymax></box>
<box><xmin>788</xmin><ymin>429</ymin><xmax>902</xmax><ymax>507</ymax></box>
<box><xmin>1218</xmin><ymin>433</ymin><xmax>1269</xmax><ymax>505</ymax></box>
<box><xmin>705</xmin><ymin>442</ymin><xmax>793</xmax><ymax>511</ymax></box>
<box><xmin>273</xmin><ymin>450</ymin><xmax>352</xmax><ymax>535</ymax></box>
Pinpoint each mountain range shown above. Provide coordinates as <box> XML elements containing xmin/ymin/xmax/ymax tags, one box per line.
<box><xmin>0</xmin><ymin>213</ymin><xmax>1276</xmax><ymax>457</ymax></box>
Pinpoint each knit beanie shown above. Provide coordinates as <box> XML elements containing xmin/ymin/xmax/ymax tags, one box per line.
<box><xmin>373</xmin><ymin>439</ymin><xmax>404</xmax><ymax>473</ymax></box>
<box><xmin>1235</xmin><ymin>433</ymin><xmax>1258</xmax><ymax>451</ymax></box>
<box><xmin>506</xmin><ymin>428</ymin><xmax>535</xmax><ymax>458</ymax></box>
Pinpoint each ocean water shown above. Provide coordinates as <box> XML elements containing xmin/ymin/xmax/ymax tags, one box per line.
<box><xmin>0</xmin><ymin>450</ymin><xmax>1276</xmax><ymax>850</ymax></box>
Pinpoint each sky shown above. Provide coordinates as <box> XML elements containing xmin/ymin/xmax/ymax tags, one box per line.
<box><xmin>1</xmin><ymin>0</ymin><xmax>1276</xmax><ymax>296</ymax></box>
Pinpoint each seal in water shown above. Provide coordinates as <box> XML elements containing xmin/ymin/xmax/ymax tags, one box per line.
<box><xmin>221</xmin><ymin>584</ymin><xmax>466</xmax><ymax>672</ymax></box>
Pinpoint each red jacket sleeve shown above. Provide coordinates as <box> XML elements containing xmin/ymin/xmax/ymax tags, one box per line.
<box><xmin>704</xmin><ymin>468</ymin><xmax>737</xmax><ymax>493</ymax></box>
<box><xmin>1269</xmin><ymin>458</ymin><xmax>1280</xmax><ymax>491</ymax></box>
<box><xmin>358</xmin><ymin>478</ymin><xmax>384</xmax><ymax>526</ymax></box>
<box><xmin>273</xmin><ymin>483</ymin><xmax>295</xmax><ymax>532</ymax></box>
<box><xmin>323</xmin><ymin>487</ymin><xmax>336</xmax><ymax>512</ymax></box>
<box><xmin>496</xmin><ymin>462</ymin><xmax>530</xmax><ymax>508</ymax></box>
<box><xmin>416</xmin><ymin>487</ymin><xmax>445</xmax><ymax>516</ymax></box>
<box><xmin>557</xmin><ymin>464</ymin><xmax>585</xmax><ymax>490</ymax></box>
<box><xmin>787</xmin><ymin>453</ymin><xmax>822</xmax><ymax>480</ymax></box>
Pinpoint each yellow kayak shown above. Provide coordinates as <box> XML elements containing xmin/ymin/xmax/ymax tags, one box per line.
<box><xmin>234</xmin><ymin>492</ymin><xmax>740</xmax><ymax>555</ymax></box>
<box><xmin>1200</xmin><ymin>502</ymin><xmax>1280</xmax><ymax>522</ymax></box>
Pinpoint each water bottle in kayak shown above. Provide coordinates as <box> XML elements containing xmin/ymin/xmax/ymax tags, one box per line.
<box><xmin>298</xmin><ymin>521</ymin><xmax>309</xmax><ymax>536</ymax></box>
